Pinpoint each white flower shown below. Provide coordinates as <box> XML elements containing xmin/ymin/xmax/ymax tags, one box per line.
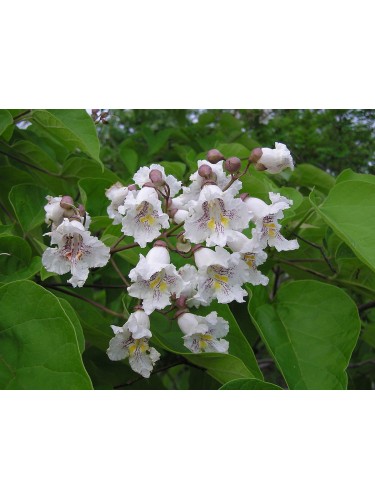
<box><xmin>177</xmin><ymin>311</ymin><xmax>229</xmax><ymax>354</ymax></box>
<box><xmin>44</xmin><ymin>196</ymin><xmax>66</xmax><ymax>229</ymax></box>
<box><xmin>244</xmin><ymin>193</ymin><xmax>299</xmax><ymax>252</ymax></box>
<box><xmin>178</xmin><ymin>264</ymin><xmax>199</xmax><ymax>300</ymax></box>
<box><xmin>118</xmin><ymin>187</ymin><xmax>170</xmax><ymax>248</ymax></box>
<box><xmin>133</xmin><ymin>164</ymin><xmax>182</xmax><ymax>197</ymax></box>
<box><xmin>105</xmin><ymin>182</ymin><xmax>129</xmax><ymax>224</ymax></box>
<box><xmin>172</xmin><ymin>159</ymin><xmax>242</xmax><ymax>209</ymax></box>
<box><xmin>193</xmin><ymin>247</ymin><xmax>250</xmax><ymax>305</ymax></box>
<box><xmin>128</xmin><ymin>246</ymin><xmax>185</xmax><ymax>315</ymax></box>
<box><xmin>42</xmin><ymin>219</ymin><xmax>110</xmax><ymax>287</ymax></box>
<box><xmin>184</xmin><ymin>184</ymin><xmax>251</xmax><ymax>247</ymax></box>
<box><xmin>257</xmin><ymin>142</ymin><xmax>294</xmax><ymax>174</ymax></box>
<box><xmin>227</xmin><ymin>232</ymin><xmax>269</xmax><ymax>286</ymax></box>
<box><xmin>107</xmin><ymin>316</ymin><xmax>160</xmax><ymax>378</ymax></box>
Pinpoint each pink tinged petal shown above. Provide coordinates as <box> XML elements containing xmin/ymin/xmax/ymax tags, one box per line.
<box><xmin>107</xmin><ymin>334</ymin><xmax>131</xmax><ymax>361</ymax></box>
<box><xmin>42</xmin><ymin>247</ymin><xmax>71</xmax><ymax>275</ymax></box>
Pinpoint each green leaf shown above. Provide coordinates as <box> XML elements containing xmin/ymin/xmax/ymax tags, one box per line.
<box><xmin>0</xmin><ymin>236</ymin><xmax>42</xmax><ymax>283</ymax></box>
<box><xmin>290</xmin><ymin>163</ymin><xmax>335</xmax><ymax>193</ymax></box>
<box><xmin>160</xmin><ymin>161</ymin><xmax>186</xmax><ymax>179</ymax></box>
<box><xmin>311</xmin><ymin>180</ymin><xmax>375</xmax><ymax>273</ymax></box>
<box><xmin>31</xmin><ymin>109</ymin><xmax>101</xmax><ymax>164</ymax></box>
<box><xmin>248</xmin><ymin>281</ymin><xmax>360</xmax><ymax>389</ymax></box>
<box><xmin>216</xmin><ymin>143</ymin><xmax>250</xmax><ymax>159</ymax></box>
<box><xmin>336</xmin><ymin>169</ymin><xmax>375</xmax><ymax>185</ymax></box>
<box><xmin>11</xmin><ymin>140</ymin><xmax>60</xmax><ymax>173</ymax></box>
<box><xmin>0</xmin><ymin>281</ymin><xmax>92</xmax><ymax>389</ymax></box>
<box><xmin>0</xmin><ymin>110</ymin><xmax>13</xmax><ymax>136</ymax></box>
<box><xmin>78</xmin><ymin>177</ymin><xmax>114</xmax><ymax>216</ymax></box>
<box><xmin>119</xmin><ymin>144</ymin><xmax>138</xmax><ymax>173</ymax></box>
<box><xmin>9</xmin><ymin>183</ymin><xmax>48</xmax><ymax>233</ymax></box>
<box><xmin>56</xmin><ymin>297</ymin><xmax>85</xmax><ymax>354</ymax></box>
<box><xmin>220</xmin><ymin>378</ymin><xmax>282</xmax><ymax>390</ymax></box>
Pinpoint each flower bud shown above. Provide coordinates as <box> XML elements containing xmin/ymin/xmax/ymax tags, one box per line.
<box><xmin>60</xmin><ymin>195</ymin><xmax>74</xmax><ymax>210</ymax></box>
<box><xmin>128</xmin><ymin>184</ymin><xmax>137</xmax><ymax>191</ymax></box>
<box><xmin>149</xmin><ymin>169</ymin><xmax>164</xmax><ymax>186</ymax></box>
<box><xmin>176</xmin><ymin>235</ymin><xmax>191</xmax><ymax>253</ymax></box>
<box><xmin>249</xmin><ymin>147</ymin><xmax>263</xmax><ymax>164</ymax></box>
<box><xmin>198</xmin><ymin>164</ymin><xmax>212</xmax><ymax>178</ymax></box>
<box><xmin>175</xmin><ymin>296</ymin><xmax>187</xmax><ymax>309</ymax></box>
<box><xmin>78</xmin><ymin>204</ymin><xmax>86</xmax><ymax>217</ymax></box>
<box><xmin>207</xmin><ymin>149</ymin><xmax>225</xmax><ymax>164</ymax></box>
<box><xmin>224</xmin><ymin>157</ymin><xmax>241</xmax><ymax>173</ymax></box>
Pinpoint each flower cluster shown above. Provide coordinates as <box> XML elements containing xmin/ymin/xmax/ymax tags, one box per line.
<box><xmin>42</xmin><ymin>143</ymin><xmax>298</xmax><ymax>379</ymax></box>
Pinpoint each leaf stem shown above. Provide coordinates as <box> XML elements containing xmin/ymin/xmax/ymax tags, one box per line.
<box><xmin>110</xmin><ymin>257</ymin><xmax>130</xmax><ymax>287</ymax></box>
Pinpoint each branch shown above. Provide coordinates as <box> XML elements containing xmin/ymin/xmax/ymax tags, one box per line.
<box><xmin>292</xmin><ymin>232</ymin><xmax>337</xmax><ymax>274</ymax></box>
<box><xmin>110</xmin><ymin>242</ymin><xmax>139</xmax><ymax>254</ymax></box>
<box><xmin>110</xmin><ymin>257</ymin><xmax>130</xmax><ymax>287</ymax></box>
<box><xmin>349</xmin><ymin>358</ymin><xmax>375</xmax><ymax>369</ymax></box>
<box><xmin>358</xmin><ymin>301</ymin><xmax>375</xmax><ymax>313</ymax></box>
<box><xmin>43</xmin><ymin>284</ymin><xmax>126</xmax><ymax>319</ymax></box>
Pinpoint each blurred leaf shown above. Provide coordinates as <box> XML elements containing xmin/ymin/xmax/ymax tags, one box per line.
<box><xmin>0</xmin><ymin>281</ymin><xmax>92</xmax><ymax>389</ymax></box>
<box><xmin>119</xmin><ymin>144</ymin><xmax>138</xmax><ymax>174</ymax></box>
<box><xmin>290</xmin><ymin>163</ymin><xmax>335</xmax><ymax>193</ymax></box>
<box><xmin>78</xmin><ymin>177</ymin><xmax>114</xmax><ymax>216</ymax></box>
<box><xmin>11</xmin><ymin>140</ymin><xmax>60</xmax><ymax>173</ymax></box>
<box><xmin>0</xmin><ymin>110</ymin><xmax>13</xmax><ymax>136</ymax></box>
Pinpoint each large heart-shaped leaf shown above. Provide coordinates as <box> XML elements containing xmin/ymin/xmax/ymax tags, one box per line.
<box><xmin>311</xmin><ymin>180</ymin><xmax>375</xmax><ymax>273</ymax></box>
<box><xmin>0</xmin><ymin>281</ymin><xmax>92</xmax><ymax>389</ymax></box>
<box><xmin>248</xmin><ymin>280</ymin><xmax>360</xmax><ymax>389</ymax></box>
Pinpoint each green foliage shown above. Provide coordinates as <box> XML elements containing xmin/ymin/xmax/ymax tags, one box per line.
<box><xmin>0</xmin><ymin>108</ymin><xmax>374</xmax><ymax>390</ymax></box>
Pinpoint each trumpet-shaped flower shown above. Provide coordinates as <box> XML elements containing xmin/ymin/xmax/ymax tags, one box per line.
<box><xmin>42</xmin><ymin>219</ymin><xmax>110</xmax><ymax>287</ymax></box>
<box><xmin>257</xmin><ymin>142</ymin><xmax>294</xmax><ymax>174</ymax></box>
<box><xmin>243</xmin><ymin>193</ymin><xmax>299</xmax><ymax>252</ymax></box>
<box><xmin>177</xmin><ymin>311</ymin><xmax>229</xmax><ymax>354</ymax></box>
<box><xmin>128</xmin><ymin>246</ymin><xmax>185</xmax><ymax>315</ymax></box>
<box><xmin>227</xmin><ymin>232</ymin><xmax>269</xmax><ymax>286</ymax></box>
<box><xmin>133</xmin><ymin>164</ymin><xmax>182</xmax><ymax>197</ymax></box>
<box><xmin>119</xmin><ymin>187</ymin><xmax>170</xmax><ymax>248</ymax></box>
<box><xmin>184</xmin><ymin>184</ymin><xmax>251</xmax><ymax>247</ymax></box>
<box><xmin>107</xmin><ymin>312</ymin><xmax>160</xmax><ymax>378</ymax></box>
<box><xmin>105</xmin><ymin>182</ymin><xmax>129</xmax><ymax>224</ymax></box>
<box><xmin>193</xmin><ymin>247</ymin><xmax>249</xmax><ymax>305</ymax></box>
<box><xmin>44</xmin><ymin>196</ymin><xmax>66</xmax><ymax>229</ymax></box>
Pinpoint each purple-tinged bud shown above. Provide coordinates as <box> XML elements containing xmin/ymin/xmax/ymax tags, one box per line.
<box><xmin>240</xmin><ymin>193</ymin><xmax>249</xmax><ymax>202</ymax></box>
<box><xmin>169</xmin><ymin>208</ymin><xmax>178</xmax><ymax>218</ymax></box>
<box><xmin>207</xmin><ymin>149</ymin><xmax>225</xmax><ymax>164</ymax></box>
<box><xmin>60</xmin><ymin>195</ymin><xmax>74</xmax><ymax>210</ymax></box>
<box><xmin>153</xmin><ymin>240</ymin><xmax>167</xmax><ymax>248</ymax></box>
<box><xmin>249</xmin><ymin>147</ymin><xmax>263</xmax><ymax>164</ymax></box>
<box><xmin>225</xmin><ymin>157</ymin><xmax>242</xmax><ymax>173</ymax></box>
<box><xmin>128</xmin><ymin>184</ymin><xmax>137</xmax><ymax>191</ymax></box>
<box><xmin>78</xmin><ymin>204</ymin><xmax>86</xmax><ymax>217</ymax></box>
<box><xmin>198</xmin><ymin>164</ymin><xmax>213</xmax><ymax>178</ymax></box>
<box><xmin>149</xmin><ymin>169</ymin><xmax>164</xmax><ymax>185</ymax></box>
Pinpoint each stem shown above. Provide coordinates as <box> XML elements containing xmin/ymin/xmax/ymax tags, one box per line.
<box><xmin>110</xmin><ymin>234</ymin><xmax>125</xmax><ymax>251</ymax></box>
<box><xmin>12</xmin><ymin>109</ymin><xmax>32</xmax><ymax>123</ymax></box>
<box><xmin>165</xmin><ymin>221</ymin><xmax>184</xmax><ymax>237</ymax></box>
<box><xmin>349</xmin><ymin>358</ymin><xmax>375</xmax><ymax>369</ymax></box>
<box><xmin>276</xmin><ymin>259</ymin><xmax>329</xmax><ymax>280</ymax></box>
<box><xmin>110</xmin><ymin>242</ymin><xmax>139</xmax><ymax>254</ymax></box>
<box><xmin>44</xmin><ymin>285</ymin><xmax>126</xmax><ymax>319</ymax></box>
<box><xmin>292</xmin><ymin>232</ymin><xmax>337</xmax><ymax>273</ymax></box>
<box><xmin>110</xmin><ymin>257</ymin><xmax>130</xmax><ymax>287</ymax></box>
<box><xmin>358</xmin><ymin>301</ymin><xmax>375</xmax><ymax>313</ymax></box>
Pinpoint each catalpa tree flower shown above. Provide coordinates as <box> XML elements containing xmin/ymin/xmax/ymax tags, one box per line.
<box><xmin>107</xmin><ymin>310</ymin><xmax>160</xmax><ymax>378</ymax></box>
<box><xmin>184</xmin><ymin>184</ymin><xmax>251</xmax><ymax>247</ymax></box>
<box><xmin>243</xmin><ymin>192</ymin><xmax>299</xmax><ymax>252</ymax></box>
<box><xmin>42</xmin><ymin>218</ymin><xmax>110</xmax><ymax>287</ymax></box>
<box><xmin>177</xmin><ymin>311</ymin><xmax>229</xmax><ymax>354</ymax></box>
<box><xmin>105</xmin><ymin>182</ymin><xmax>130</xmax><ymax>224</ymax></box>
<box><xmin>133</xmin><ymin>164</ymin><xmax>182</xmax><ymax>197</ymax></box>
<box><xmin>128</xmin><ymin>243</ymin><xmax>185</xmax><ymax>315</ymax></box>
<box><xmin>227</xmin><ymin>232</ymin><xmax>269</xmax><ymax>286</ymax></box>
<box><xmin>193</xmin><ymin>246</ymin><xmax>250</xmax><ymax>305</ymax></box>
<box><xmin>118</xmin><ymin>186</ymin><xmax>170</xmax><ymax>248</ymax></box>
<box><xmin>172</xmin><ymin>159</ymin><xmax>242</xmax><ymax>210</ymax></box>
<box><xmin>44</xmin><ymin>195</ymin><xmax>91</xmax><ymax>230</ymax></box>
<box><xmin>251</xmin><ymin>142</ymin><xmax>294</xmax><ymax>174</ymax></box>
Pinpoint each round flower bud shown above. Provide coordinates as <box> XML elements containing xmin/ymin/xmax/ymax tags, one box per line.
<box><xmin>249</xmin><ymin>147</ymin><xmax>263</xmax><ymax>164</ymax></box>
<box><xmin>198</xmin><ymin>164</ymin><xmax>213</xmax><ymax>178</ymax></box>
<box><xmin>225</xmin><ymin>157</ymin><xmax>241</xmax><ymax>173</ymax></box>
<box><xmin>60</xmin><ymin>195</ymin><xmax>74</xmax><ymax>210</ymax></box>
<box><xmin>149</xmin><ymin>169</ymin><xmax>164</xmax><ymax>185</ymax></box>
<box><xmin>207</xmin><ymin>149</ymin><xmax>225</xmax><ymax>164</ymax></box>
